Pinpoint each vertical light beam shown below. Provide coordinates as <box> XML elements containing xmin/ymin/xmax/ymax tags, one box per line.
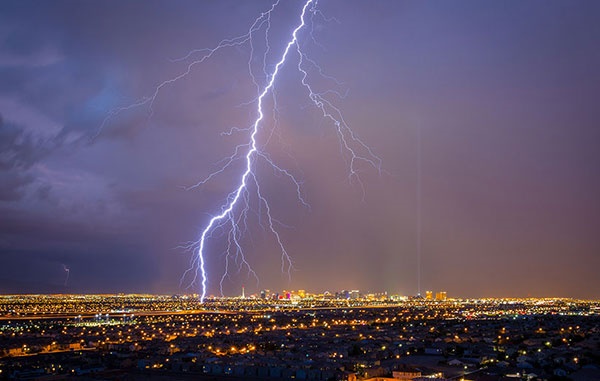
<box><xmin>416</xmin><ymin>122</ymin><xmax>422</xmax><ymax>297</ymax></box>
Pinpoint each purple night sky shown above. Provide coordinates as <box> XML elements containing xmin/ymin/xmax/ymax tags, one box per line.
<box><xmin>1</xmin><ymin>0</ymin><xmax>599</xmax><ymax>298</ymax></box>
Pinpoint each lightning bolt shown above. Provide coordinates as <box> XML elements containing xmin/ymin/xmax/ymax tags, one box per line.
<box><xmin>63</xmin><ymin>264</ymin><xmax>70</xmax><ymax>287</ymax></box>
<box><xmin>99</xmin><ymin>0</ymin><xmax>381</xmax><ymax>302</ymax></box>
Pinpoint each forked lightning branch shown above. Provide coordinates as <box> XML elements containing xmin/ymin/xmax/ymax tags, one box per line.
<box><xmin>102</xmin><ymin>0</ymin><xmax>381</xmax><ymax>301</ymax></box>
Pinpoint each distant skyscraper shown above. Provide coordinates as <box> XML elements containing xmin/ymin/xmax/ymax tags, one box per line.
<box><xmin>425</xmin><ymin>291</ymin><xmax>433</xmax><ymax>300</ymax></box>
<box><xmin>435</xmin><ymin>291</ymin><xmax>447</xmax><ymax>301</ymax></box>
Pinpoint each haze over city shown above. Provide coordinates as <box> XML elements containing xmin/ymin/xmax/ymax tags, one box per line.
<box><xmin>1</xmin><ymin>0</ymin><xmax>599</xmax><ymax>299</ymax></box>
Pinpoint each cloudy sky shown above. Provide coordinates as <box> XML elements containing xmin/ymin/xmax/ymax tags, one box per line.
<box><xmin>1</xmin><ymin>0</ymin><xmax>599</xmax><ymax>298</ymax></box>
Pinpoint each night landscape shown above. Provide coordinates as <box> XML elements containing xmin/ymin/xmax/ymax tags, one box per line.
<box><xmin>1</xmin><ymin>1</ymin><xmax>599</xmax><ymax>380</ymax></box>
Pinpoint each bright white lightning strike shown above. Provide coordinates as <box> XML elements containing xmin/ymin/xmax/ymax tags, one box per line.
<box><xmin>100</xmin><ymin>0</ymin><xmax>381</xmax><ymax>302</ymax></box>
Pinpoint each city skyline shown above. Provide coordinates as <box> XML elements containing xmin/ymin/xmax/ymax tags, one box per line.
<box><xmin>2</xmin><ymin>294</ymin><xmax>598</xmax><ymax>380</ymax></box>
<box><xmin>1</xmin><ymin>0</ymin><xmax>599</xmax><ymax>298</ymax></box>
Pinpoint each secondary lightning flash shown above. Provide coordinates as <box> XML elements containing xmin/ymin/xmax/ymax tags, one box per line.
<box><xmin>63</xmin><ymin>264</ymin><xmax>70</xmax><ymax>287</ymax></box>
